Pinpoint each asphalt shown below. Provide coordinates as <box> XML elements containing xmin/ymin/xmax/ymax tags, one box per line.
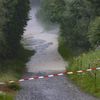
<box><xmin>15</xmin><ymin>75</ymin><xmax>98</xmax><ymax>100</ymax></box>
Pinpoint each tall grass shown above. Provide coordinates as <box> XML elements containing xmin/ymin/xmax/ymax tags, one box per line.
<box><xmin>0</xmin><ymin>93</ymin><xmax>14</xmax><ymax>100</ymax></box>
<box><xmin>67</xmin><ymin>50</ymin><xmax>100</xmax><ymax>97</ymax></box>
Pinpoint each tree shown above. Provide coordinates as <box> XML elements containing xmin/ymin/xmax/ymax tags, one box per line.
<box><xmin>88</xmin><ymin>0</ymin><xmax>100</xmax><ymax>16</ymax></box>
<box><xmin>0</xmin><ymin>0</ymin><xmax>8</xmax><ymax>60</ymax></box>
<box><xmin>60</xmin><ymin>0</ymin><xmax>92</xmax><ymax>54</ymax></box>
<box><xmin>0</xmin><ymin>0</ymin><xmax>30</xmax><ymax>59</ymax></box>
<box><xmin>39</xmin><ymin>0</ymin><xmax>66</xmax><ymax>23</ymax></box>
<box><xmin>88</xmin><ymin>17</ymin><xmax>100</xmax><ymax>47</ymax></box>
<box><xmin>3</xmin><ymin>0</ymin><xmax>30</xmax><ymax>58</ymax></box>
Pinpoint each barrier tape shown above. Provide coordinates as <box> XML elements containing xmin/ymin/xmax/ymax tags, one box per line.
<box><xmin>0</xmin><ymin>67</ymin><xmax>100</xmax><ymax>84</ymax></box>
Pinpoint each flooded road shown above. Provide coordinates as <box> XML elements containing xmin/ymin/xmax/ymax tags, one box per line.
<box><xmin>22</xmin><ymin>2</ymin><xmax>66</xmax><ymax>74</ymax></box>
<box><xmin>16</xmin><ymin>1</ymin><xmax>98</xmax><ymax>100</ymax></box>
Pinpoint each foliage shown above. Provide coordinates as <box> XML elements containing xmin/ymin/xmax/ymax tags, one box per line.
<box><xmin>7</xmin><ymin>82</ymin><xmax>20</xmax><ymax>91</ymax></box>
<box><xmin>0</xmin><ymin>47</ymin><xmax>34</xmax><ymax>99</ymax></box>
<box><xmin>88</xmin><ymin>0</ymin><xmax>100</xmax><ymax>16</ymax></box>
<box><xmin>0</xmin><ymin>47</ymin><xmax>34</xmax><ymax>81</ymax></box>
<box><xmin>0</xmin><ymin>93</ymin><xmax>14</xmax><ymax>100</ymax></box>
<box><xmin>38</xmin><ymin>0</ymin><xmax>65</xmax><ymax>23</ymax></box>
<box><xmin>87</xmin><ymin>17</ymin><xmax>100</xmax><ymax>47</ymax></box>
<box><xmin>0</xmin><ymin>0</ymin><xmax>31</xmax><ymax>78</ymax></box>
<box><xmin>0</xmin><ymin>0</ymin><xmax>30</xmax><ymax>60</ymax></box>
<box><xmin>60</xmin><ymin>0</ymin><xmax>92</xmax><ymax>54</ymax></box>
<box><xmin>58</xmin><ymin>35</ymin><xmax>73</xmax><ymax>60</ymax></box>
<box><xmin>67</xmin><ymin>50</ymin><xmax>100</xmax><ymax>97</ymax></box>
<box><xmin>0</xmin><ymin>1</ymin><xmax>33</xmax><ymax>99</ymax></box>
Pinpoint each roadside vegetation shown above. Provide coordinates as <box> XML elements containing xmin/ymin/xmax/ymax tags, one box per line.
<box><xmin>0</xmin><ymin>47</ymin><xmax>34</xmax><ymax>99</ymax></box>
<box><xmin>0</xmin><ymin>93</ymin><xmax>14</xmax><ymax>100</ymax></box>
<box><xmin>67</xmin><ymin>50</ymin><xmax>100</xmax><ymax>97</ymax></box>
<box><xmin>0</xmin><ymin>0</ymin><xmax>34</xmax><ymax>99</ymax></box>
<box><xmin>0</xmin><ymin>47</ymin><xmax>34</xmax><ymax>82</ymax></box>
<box><xmin>38</xmin><ymin>0</ymin><xmax>100</xmax><ymax>97</ymax></box>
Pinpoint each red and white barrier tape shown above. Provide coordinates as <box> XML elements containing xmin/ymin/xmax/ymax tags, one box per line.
<box><xmin>0</xmin><ymin>67</ymin><xmax>100</xmax><ymax>84</ymax></box>
<box><xmin>13</xmin><ymin>67</ymin><xmax>100</xmax><ymax>83</ymax></box>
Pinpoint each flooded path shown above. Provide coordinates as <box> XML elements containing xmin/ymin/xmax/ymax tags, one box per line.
<box><xmin>22</xmin><ymin>3</ymin><xmax>66</xmax><ymax>74</ymax></box>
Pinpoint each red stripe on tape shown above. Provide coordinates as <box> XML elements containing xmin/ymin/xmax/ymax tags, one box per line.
<box><xmin>91</xmin><ymin>67</ymin><xmax>96</xmax><ymax>70</ymax></box>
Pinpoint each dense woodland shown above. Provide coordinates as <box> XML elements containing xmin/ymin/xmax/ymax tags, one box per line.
<box><xmin>39</xmin><ymin>0</ymin><xmax>100</xmax><ymax>55</ymax></box>
<box><xmin>0</xmin><ymin>0</ymin><xmax>30</xmax><ymax>60</ymax></box>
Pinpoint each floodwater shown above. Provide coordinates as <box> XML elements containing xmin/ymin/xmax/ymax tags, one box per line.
<box><xmin>22</xmin><ymin>1</ymin><xmax>66</xmax><ymax>74</ymax></box>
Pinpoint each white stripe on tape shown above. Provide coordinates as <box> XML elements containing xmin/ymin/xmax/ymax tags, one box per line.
<box><xmin>96</xmin><ymin>67</ymin><xmax>100</xmax><ymax>70</ymax></box>
<box><xmin>48</xmin><ymin>75</ymin><xmax>54</xmax><ymax>77</ymax></box>
<box><xmin>58</xmin><ymin>73</ymin><xmax>64</xmax><ymax>76</ymax></box>
<box><xmin>77</xmin><ymin>70</ymin><xmax>83</xmax><ymax>73</ymax></box>
<box><xmin>19</xmin><ymin>79</ymin><xmax>24</xmax><ymax>82</ymax></box>
<box><xmin>67</xmin><ymin>72</ymin><xmax>73</xmax><ymax>74</ymax></box>
<box><xmin>39</xmin><ymin>76</ymin><xmax>44</xmax><ymax>79</ymax></box>
<box><xmin>9</xmin><ymin>81</ymin><xmax>15</xmax><ymax>83</ymax></box>
<box><xmin>29</xmin><ymin>78</ymin><xmax>34</xmax><ymax>80</ymax></box>
<box><xmin>87</xmin><ymin>69</ymin><xmax>92</xmax><ymax>71</ymax></box>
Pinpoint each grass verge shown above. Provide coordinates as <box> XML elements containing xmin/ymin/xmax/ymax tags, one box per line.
<box><xmin>0</xmin><ymin>93</ymin><xmax>14</xmax><ymax>100</ymax></box>
<box><xmin>67</xmin><ymin>50</ymin><xmax>100</xmax><ymax>97</ymax></box>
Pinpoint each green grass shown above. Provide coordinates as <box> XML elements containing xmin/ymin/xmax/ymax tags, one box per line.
<box><xmin>58</xmin><ymin>36</ymin><xmax>73</xmax><ymax>61</ymax></box>
<box><xmin>0</xmin><ymin>93</ymin><xmax>14</xmax><ymax>100</ymax></box>
<box><xmin>67</xmin><ymin>50</ymin><xmax>100</xmax><ymax>97</ymax></box>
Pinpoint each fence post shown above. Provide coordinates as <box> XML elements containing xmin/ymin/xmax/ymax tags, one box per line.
<box><xmin>94</xmin><ymin>64</ymin><xmax>97</xmax><ymax>92</ymax></box>
<box><xmin>94</xmin><ymin>70</ymin><xmax>97</xmax><ymax>92</ymax></box>
<box><xmin>80</xmin><ymin>59</ymin><xmax>83</xmax><ymax>84</ymax></box>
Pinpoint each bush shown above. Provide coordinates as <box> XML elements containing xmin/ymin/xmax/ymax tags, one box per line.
<box><xmin>7</xmin><ymin>82</ymin><xmax>20</xmax><ymax>91</ymax></box>
<box><xmin>58</xmin><ymin>36</ymin><xmax>73</xmax><ymax>60</ymax></box>
<box><xmin>67</xmin><ymin>50</ymin><xmax>100</xmax><ymax>97</ymax></box>
<box><xmin>88</xmin><ymin>17</ymin><xmax>100</xmax><ymax>48</ymax></box>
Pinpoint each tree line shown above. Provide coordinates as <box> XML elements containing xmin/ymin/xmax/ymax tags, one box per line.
<box><xmin>39</xmin><ymin>0</ymin><xmax>100</xmax><ymax>55</ymax></box>
<box><xmin>0</xmin><ymin>0</ymin><xmax>30</xmax><ymax>61</ymax></box>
